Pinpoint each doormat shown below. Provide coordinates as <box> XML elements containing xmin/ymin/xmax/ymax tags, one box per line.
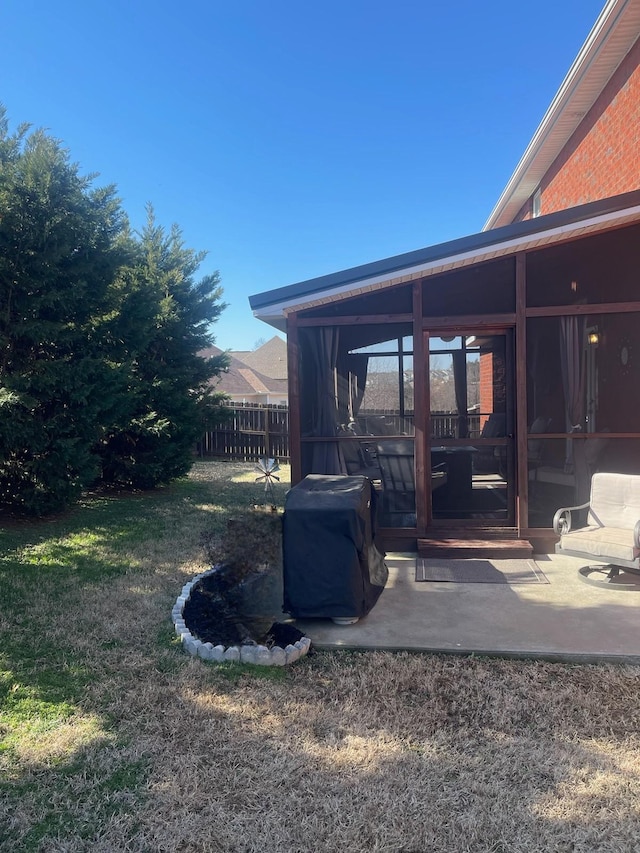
<box><xmin>416</xmin><ymin>558</ymin><xmax>549</xmax><ymax>584</ymax></box>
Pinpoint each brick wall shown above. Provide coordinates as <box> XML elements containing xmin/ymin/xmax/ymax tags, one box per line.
<box><xmin>479</xmin><ymin>351</ymin><xmax>494</xmax><ymax>429</ymax></box>
<box><xmin>478</xmin><ymin>347</ymin><xmax>506</xmax><ymax>431</ymax></box>
<box><xmin>518</xmin><ymin>35</ymin><xmax>640</xmax><ymax>221</ymax></box>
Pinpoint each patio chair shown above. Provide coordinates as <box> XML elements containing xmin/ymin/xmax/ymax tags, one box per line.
<box><xmin>553</xmin><ymin>471</ymin><xmax>640</xmax><ymax>587</ymax></box>
<box><xmin>340</xmin><ymin>437</ymin><xmax>381</xmax><ymax>481</ymax></box>
<box><xmin>376</xmin><ymin>439</ymin><xmax>448</xmax><ymax>519</ymax></box>
<box><xmin>376</xmin><ymin>439</ymin><xmax>416</xmax><ymax>515</ymax></box>
<box><xmin>473</xmin><ymin>413</ymin><xmax>506</xmax><ymax>474</ymax></box>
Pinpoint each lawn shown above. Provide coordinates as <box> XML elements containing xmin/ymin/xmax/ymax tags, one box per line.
<box><xmin>2</xmin><ymin>460</ymin><xmax>640</xmax><ymax>852</ymax></box>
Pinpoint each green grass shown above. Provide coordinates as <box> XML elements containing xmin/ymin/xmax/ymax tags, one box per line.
<box><xmin>1</xmin><ymin>750</ymin><xmax>148</xmax><ymax>851</ymax></box>
<box><xmin>0</xmin><ymin>460</ymin><xmax>289</xmax><ymax>851</ymax></box>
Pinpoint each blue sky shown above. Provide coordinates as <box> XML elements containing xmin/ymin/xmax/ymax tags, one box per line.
<box><xmin>2</xmin><ymin>1</ymin><xmax>605</xmax><ymax>351</ymax></box>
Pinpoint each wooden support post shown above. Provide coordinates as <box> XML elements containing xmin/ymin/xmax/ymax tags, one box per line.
<box><xmin>286</xmin><ymin>313</ymin><xmax>302</xmax><ymax>485</ymax></box>
<box><xmin>515</xmin><ymin>252</ymin><xmax>528</xmax><ymax>533</ymax></box>
<box><xmin>413</xmin><ymin>281</ymin><xmax>428</xmax><ymax>537</ymax></box>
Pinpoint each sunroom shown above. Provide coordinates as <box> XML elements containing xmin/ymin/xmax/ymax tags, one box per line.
<box><xmin>249</xmin><ymin>191</ymin><xmax>640</xmax><ymax>553</ymax></box>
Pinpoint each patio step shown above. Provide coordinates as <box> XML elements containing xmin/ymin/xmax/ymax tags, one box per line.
<box><xmin>418</xmin><ymin>537</ymin><xmax>533</xmax><ymax>560</ymax></box>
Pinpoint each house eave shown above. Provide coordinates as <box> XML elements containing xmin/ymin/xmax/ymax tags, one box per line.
<box><xmin>483</xmin><ymin>0</ymin><xmax>640</xmax><ymax>231</ymax></box>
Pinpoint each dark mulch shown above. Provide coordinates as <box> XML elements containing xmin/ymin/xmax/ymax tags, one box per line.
<box><xmin>182</xmin><ymin>569</ymin><xmax>305</xmax><ymax>649</ymax></box>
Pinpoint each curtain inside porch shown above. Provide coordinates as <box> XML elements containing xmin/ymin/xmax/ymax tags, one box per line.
<box><xmin>452</xmin><ymin>350</ymin><xmax>468</xmax><ymax>439</ymax></box>
<box><xmin>559</xmin><ymin>315</ymin><xmax>589</xmax><ymax>501</ymax></box>
<box><xmin>301</xmin><ymin>327</ymin><xmax>346</xmax><ymax>475</ymax></box>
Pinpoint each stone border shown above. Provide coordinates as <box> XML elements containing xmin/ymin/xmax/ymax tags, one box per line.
<box><xmin>171</xmin><ymin>569</ymin><xmax>312</xmax><ymax>666</ymax></box>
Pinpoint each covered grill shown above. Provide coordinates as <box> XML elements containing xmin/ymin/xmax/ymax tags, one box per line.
<box><xmin>283</xmin><ymin>475</ymin><xmax>388</xmax><ymax>620</ymax></box>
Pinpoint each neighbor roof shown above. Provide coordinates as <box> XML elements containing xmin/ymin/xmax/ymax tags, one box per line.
<box><xmin>484</xmin><ymin>0</ymin><xmax>640</xmax><ymax>230</ymax></box>
<box><xmin>200</xmin><ymin>345</ymin><xmax>288</xmax><ymax>397</ymax></box>
<box><xmin>249</xmin><ymin>190</ymin><xmax>640</xmax><ymax>330</ymax></box>
<box><xmin>232</xmin><ymin>336</ymin><xmax>287</xmax><ymax>380</ymax></box>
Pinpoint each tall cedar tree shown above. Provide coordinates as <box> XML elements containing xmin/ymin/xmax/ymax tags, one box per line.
<box><xmin>0</xmin><ymin>111</ymin><xmax>129</xmax><ymax>514</ymax></box>
<box><xmin>98</xmin><ymin>206</ymin><xmax>228</xmax><ymax>489</ymax></box>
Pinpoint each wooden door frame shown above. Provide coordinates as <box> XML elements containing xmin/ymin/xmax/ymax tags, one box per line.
<box><xmin>420</xmin><ymin>323</ymin><xmax>518</xmax><ymax>531</ymax></box>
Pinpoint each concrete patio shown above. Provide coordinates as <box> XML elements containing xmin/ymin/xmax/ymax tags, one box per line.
<box><xmin>293</xmin><ymin>553</ymin><xmax>640</xmax><ymax>664</ymax></box>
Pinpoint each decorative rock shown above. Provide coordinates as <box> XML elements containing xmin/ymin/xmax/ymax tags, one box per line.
<box><xmin>198</xmin><ymin>642</ymin><xmax>214</xmax><ymax>661</ymax></box>
<box><xmin>240</xmin><ymin>645</ymin><xmax>258</xmax><ymax>664</ymax></box>
<box><xmin>270</xmin><ymin>646</ymin><xmax>286</xmax><ymax>666</ymax></box>
<box><xmin>223</xmin><ymin>646</ymin><xmax>240</xmax><ymax>662</ymax></box>
<box><xmin>255</xmin><ymin>645</ymin><xmax>272</xmax><ymax>666</ymax></box>
<box><xmin>211</xmin><ymin>645</ymin><xmax>226</xmax><ymax>662</ymax></box>
<box><xmin>300</xmin><ymin>637</ymin><xmax>312</xmax><ymax>654</ymax></box>
<box><xmin>294</xmin><ymin>637</ymin><xmax>311</xmax><ymax>655</ymax></box>
<box><xmin>285</xmin><ymin>643</ymin><xmax>300</xmax><ymax>664</ymax></box>
<box><xmin>182</xmin><ymin>635</ymin><xmax>197</xmax><ymax>655</ymax></box>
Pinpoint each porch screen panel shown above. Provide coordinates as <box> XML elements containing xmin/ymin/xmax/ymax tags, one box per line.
<box><xmin>422</xmin><ymin>256</ymin><xmax>515</xmax><ymax>317</ymax></box>
<box><xmin>298</xmin><ymin>283</ymin><xmax>413</xmax><ymax>320</ymax></box>
<box><xmin>429</xmin><ymin>333</ymin><xmax>512</xmax><ymax>522</ymax></box>
<box><xmin>526</xmin><ymin>312</ymin><xmax>640</xmax><ymax>526</ymax></box>
<box><xmin>526</xmin><ymin>223</ymin><xmax>640</xmax><ymax>308</ymax></box>
<box><xmin>527</xmin><ymin>437</ymin><xmax>640</xmax><ymax>527</ymax></box>
<box><xmin>299</xmin><ymin>324</ymin><xmax>415</xmax><ymax>514</ymax></box>
<box><xmin>348</xmin><ymin>331</ymin><xmax>414</xmax><ymax>437</ymax></box>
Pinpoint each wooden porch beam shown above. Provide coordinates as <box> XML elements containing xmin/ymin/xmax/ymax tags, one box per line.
<box><xmin>422</xmin><ymin>313</ymin><xmax>516</xmax><ymax>329</ymax></box>
<box><xmin>526</xmin><ymin>301</ymin><xmax>640</xmax><ymax>317</ymax></box>
<box><xmin>296</xmin><ymin>314</ymin><xmax>413</xmax><ymax>326</ymax></box>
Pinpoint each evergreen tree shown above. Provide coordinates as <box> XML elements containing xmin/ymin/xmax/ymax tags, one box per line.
<box><xmin>0</xmin><ymin>109</ymin><xmax>129</xmax><ymax>514</ymax></box>
<box><xmin>98</xmin><ymin>206</ymin><xmax>229</xmax><ymax>489</ymax></box>
<box><xmin>0</xmin><ymin>109</ymin><xmax>228</xmax><ymax>514</ymax></box>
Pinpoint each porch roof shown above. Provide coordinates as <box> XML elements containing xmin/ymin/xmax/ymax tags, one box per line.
<box><xmin>250</xmin><ymin>190</ymin><xmax>640</xmax><ymax>332</ymax></box>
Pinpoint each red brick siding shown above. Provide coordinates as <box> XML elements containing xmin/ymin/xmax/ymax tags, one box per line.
<box><xmin>519</xmin><ymin>35</ymin><xmax>640</xmax><ymax>221</ymax></box>
<box><xmin>479</xmin><ymin>351</ymin><xmax>494</xmax><ymax>429</ymax></box>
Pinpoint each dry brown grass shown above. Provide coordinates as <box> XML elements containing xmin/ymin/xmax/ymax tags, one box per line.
<box><xmin>3</xmin><ymin>460</ymin><xmax>640</xmax><ymax>852</ymax></box>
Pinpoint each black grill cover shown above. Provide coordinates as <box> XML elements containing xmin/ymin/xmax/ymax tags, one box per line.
<box><xmin>283</xmin><ymin>475</ymin><xmax>388</xmax><ymax>619</ymax></box>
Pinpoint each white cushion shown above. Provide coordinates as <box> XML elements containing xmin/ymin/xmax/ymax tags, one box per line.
<box><xmin>560</xmin><ymin>526</ymin><xmax>639</xmax><ymax>564</ymax></box>
<box><xmin>588</xmin><ymin>473</ymin><xmax>640</xmax><ymax>530</ymax></box>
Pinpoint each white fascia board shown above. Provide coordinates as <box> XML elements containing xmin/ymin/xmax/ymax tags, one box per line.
<box><xmin>253</xmin><ymin>204</ymin><xmax>640</xmax><ymax>325</ymax></box>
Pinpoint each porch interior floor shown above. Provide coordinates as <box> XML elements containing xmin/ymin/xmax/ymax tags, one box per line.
<box><xmin>291</xmin><ymin>553</ymin><xmax>640</xmax><ymax>664</ymax></box>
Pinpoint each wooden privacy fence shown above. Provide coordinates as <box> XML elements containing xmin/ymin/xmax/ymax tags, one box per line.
<box><xmin>198</xmin><ymin>403</ymin><xmax>290</xmax><ymax>462</ymax></box>
<box><xmin>198</xmin><ymin>406</ymin><xmax>485</xmax><ymax>463</ymax></box>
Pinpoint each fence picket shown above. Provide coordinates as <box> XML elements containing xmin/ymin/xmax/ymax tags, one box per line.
<box><xmin>198</xmin><ymin>403</ymin><xmax>290</xmax><ymax>462</ymax></box>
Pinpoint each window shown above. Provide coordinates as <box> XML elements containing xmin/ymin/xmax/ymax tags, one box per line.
<box><xmin>532</xmin><ymin>188</ymin><xmax>541</xmax><ymax>218</ymax></box>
